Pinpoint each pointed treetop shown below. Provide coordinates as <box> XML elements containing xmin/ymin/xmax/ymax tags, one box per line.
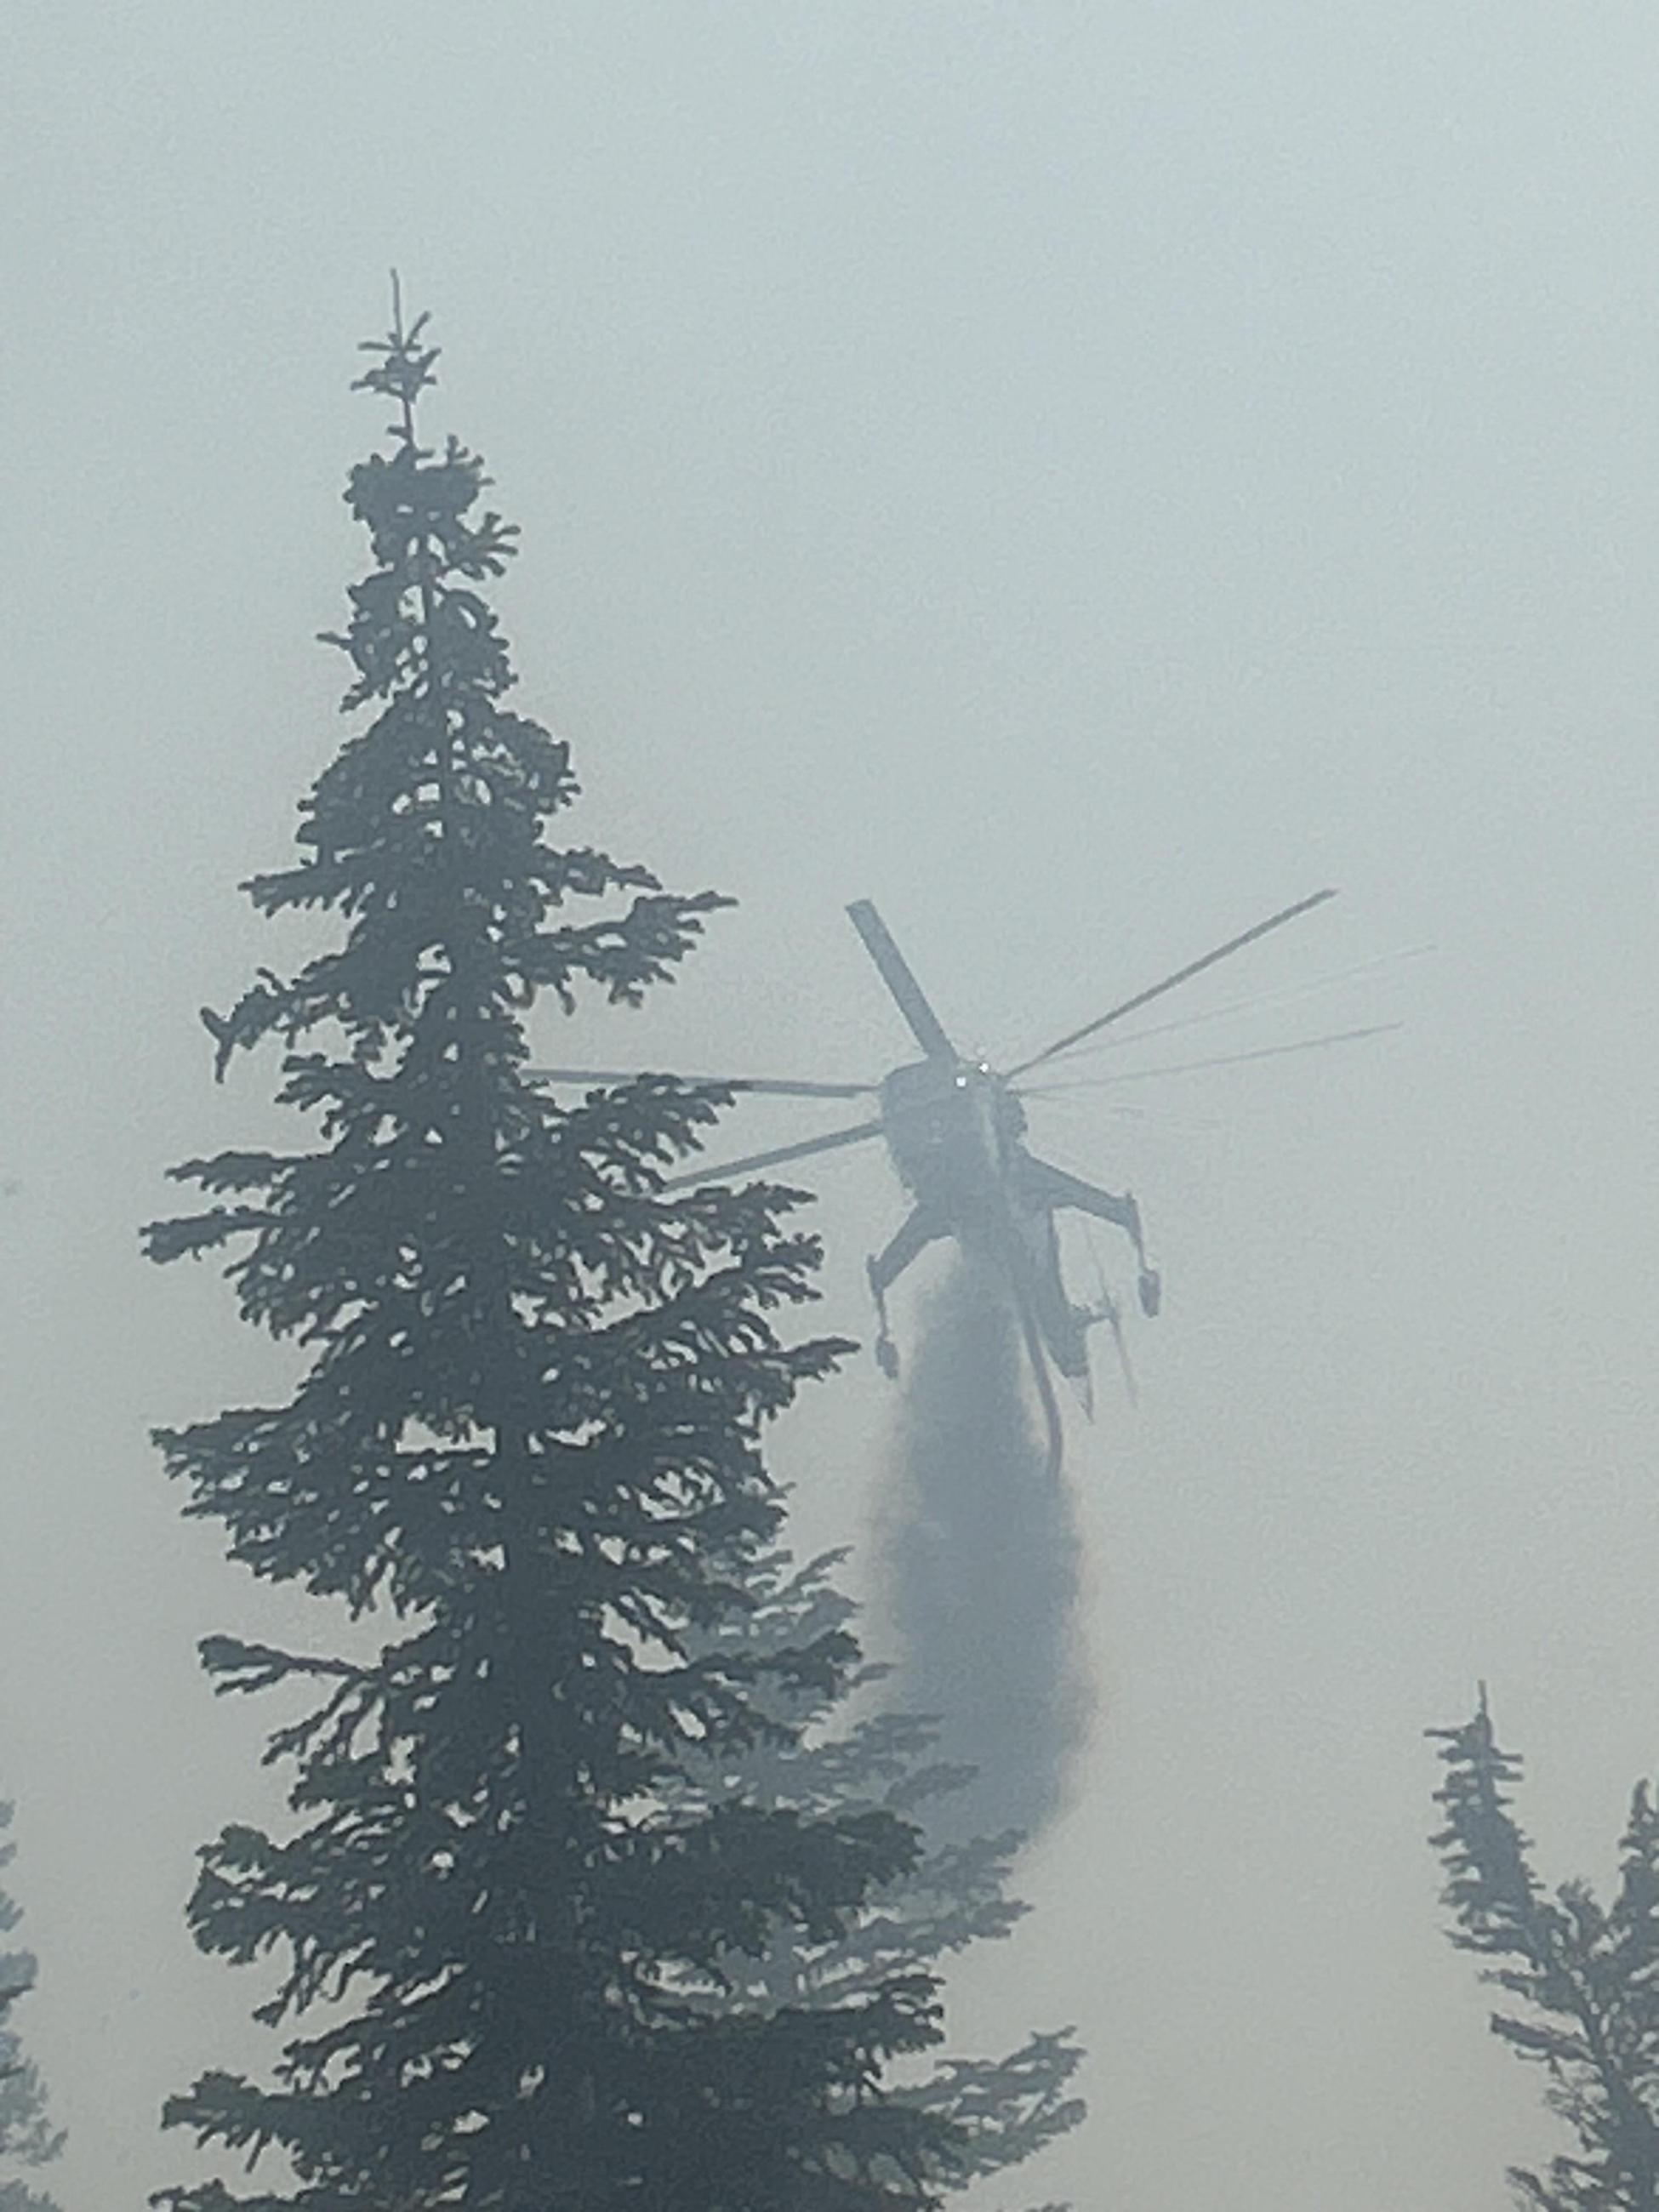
<box><xmin>352</xmin><ymin>270</ymin><xmax>440</xmax><ymax>443</ymax></box>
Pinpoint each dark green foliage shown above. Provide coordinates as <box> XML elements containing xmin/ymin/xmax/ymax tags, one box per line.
<box><xmin>1428</xmin><ymin>1693</ymin><xmax>1659</xmax><ymax>2211</ymax></box>
<box><xmin>146</xmin><ymin>302</ymin><xmax>973</xmax><ymax>2210</ymax></box>
<box><xmin>668</xmin><ymin>1549</ymin><xmax>1085</xmax><ymax>2207</ymax></box>
<box><xmin>0</xmin><ymin>1804</ymin><xmax>62</xmax><ymax>2212</ymax></box>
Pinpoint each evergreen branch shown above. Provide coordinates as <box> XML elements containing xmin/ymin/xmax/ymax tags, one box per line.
<box><xmin>143</xmin><ymin>1206</ymin><xmax>276</xmax><ymax>1264</ymax></box>
<box><xmin>197</xmin><ymin>1638</ymin><xmax>368</xmax><ymax>1697</ymax></box>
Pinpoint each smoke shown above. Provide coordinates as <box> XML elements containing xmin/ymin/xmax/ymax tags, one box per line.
<box><xmin>875</xmin><ymin>1251</ymin><xmax>1094</xmax><ymax>1847</ymax></box>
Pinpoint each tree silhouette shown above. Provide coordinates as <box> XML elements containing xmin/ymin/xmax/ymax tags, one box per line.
<box><xmin>145</xmin><ymin>295</ymin><xmax>988</xmax><ymax>2210</ymax></box>
<box><xmin>1429</xmin><ymin>1692</ymin><xmax>1659</xmax><ymax>2211</ymax></box>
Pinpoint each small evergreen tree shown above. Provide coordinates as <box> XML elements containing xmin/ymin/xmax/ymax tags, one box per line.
<box><xmin>668</xmin><ymin>1548</ymin><xmax>1085</xmax><ymax>2204</ymax></box>
<box><xmin>1428</xmin><ymin>1692</ymin><xmax>1659</xmax><ymax>2211</ymax></box>
<box><xmin>0</xmin><ymin>1803</ymin><xmax>62</xmax><ymax>2212</ymax></box>
<box><xmin>144</xmin><ymin>294</ymin><xmax>1024</xmax><ymax>2210</ymax></box>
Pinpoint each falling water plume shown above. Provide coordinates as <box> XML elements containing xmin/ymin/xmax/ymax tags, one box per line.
<box><xmin>877</xmin><ymin>1251</ymin><xmax>1094</xmax><ymax>1847</ymax></box>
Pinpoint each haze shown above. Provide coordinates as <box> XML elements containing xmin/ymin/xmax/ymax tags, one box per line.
<box><xmin>5</xmin><ymin>7</ymin><xmax>1659</xmax><ymax>2207</ymax></box>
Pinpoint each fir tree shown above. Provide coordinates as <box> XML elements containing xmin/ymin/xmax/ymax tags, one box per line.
<box><xmin>667</xmin><ymin>1548</ymin><xmax>1085</xmax><ymax>2205</ymax></box>
<box><xmin>145</xmin><ymin>297</ymin><xmax>973</xmax><ymax>2210</ymax></box>
<box><xmin>1428</xmin><ymin>1692</ymin><xmax>1659</xmax><ymax>2211</ymax></box>
<box><xmin>0</xmin><ymin>1803</ymin><xmax>62</xmax><ymax>2212</ymax></box>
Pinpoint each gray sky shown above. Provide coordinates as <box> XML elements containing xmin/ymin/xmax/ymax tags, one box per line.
<box><xmin>5</xmin><ymin>4</ymin><xmax>1659</xmax><ymax>2205</ymax></box>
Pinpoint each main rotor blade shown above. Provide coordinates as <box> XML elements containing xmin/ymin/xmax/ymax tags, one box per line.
<box><xmin>1020</xmin><ymin>1020</ymin><xmax>1399</xmax><ymax>1092</ymax></box>
<box><xmin>528</xmin><ymin>1065</ymin><xmax>875</xmax><ymax>1101</ymax></box>
<box><xmin>1008</xmin><ymin>888</ymin><xmax>1337</xmax><ymax>1077</ymax></box>
<box><xmin>846</xmin><ymin>900</ymin><xmax>958</xmax><ymax>1062</ymax></box>
<box><xmin>660</xmin><ymin>1119</ymin><xmax>885</xmax><ymax>1190</ymax></box>
<box><xmin>1029</xmin><ymin>942</ymin><xmax>1434</xmax><ymax>1065</ymax></box>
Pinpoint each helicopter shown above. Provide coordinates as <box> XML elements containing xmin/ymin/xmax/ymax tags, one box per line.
<box><xmin>531</xmin><ymin>884</ymin><xmax>1368</xmax><ymax>1473</ymax></box>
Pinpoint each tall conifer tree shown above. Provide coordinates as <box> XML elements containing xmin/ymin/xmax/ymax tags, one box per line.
<box><xmin>146</xmin><ymin>299</ymin><xmax>979</xmax><ymax>2210</ymax></box>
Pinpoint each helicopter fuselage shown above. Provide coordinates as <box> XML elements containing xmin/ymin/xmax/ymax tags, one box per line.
<box><xmin>878</xmin><ymin>1058</ymin><xmax>1008</xmax><ymax>1212</ymax></box>
<box><xmin>875</xmin><ymin>1057</ymin><xmax>1088</xmax><ymax>1370</ymax></box>
<box><xmin>538</xmin><ymin>887</ymin><xmax>1332</xmax><ymax>1473</ymax></box>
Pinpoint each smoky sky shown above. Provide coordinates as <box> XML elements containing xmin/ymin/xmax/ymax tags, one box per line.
<box><xmin>9</xmin><ymin>8</ymin><xmax>1659</xmax><ymax>2210</ymax></box>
